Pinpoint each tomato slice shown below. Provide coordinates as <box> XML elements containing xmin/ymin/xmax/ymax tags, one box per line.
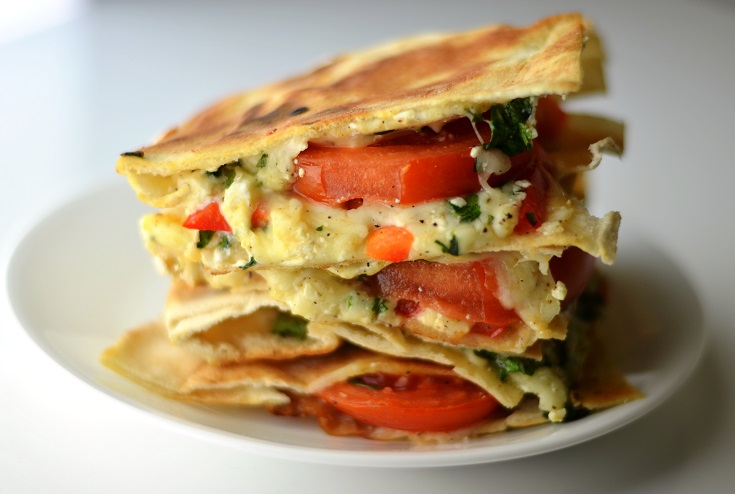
<box><xmin>549</xmin><ymin>246</ymin><xmax>596</xmax><ymax>305</ymax></box>
<box><xmin>293</xmin><ymin>119</ymin><xmax>502</xmax><ymax>207</ymax></box>
<box><xmin>535</xmin><ymin>96</ymin><xmax>568</xmax><ymax>143</ymax></box>
<box><xmin>316</xmin><ymin>373</ymin><xmax>499</xmax><ymax>432</ymax></box>
<box><xmin>364</xmin><ymin>257</ymin><xmax>519</xmax><ymax>326</ymax></box>
<box><xmin>182</xmin><ymin>202</ymin><xmax>232</xmax><ymax>232</ymax></box>
<box><xmin>293</xmin><ymin>137</ymin><xmax>480</xmax><ymax>206</ymax></box>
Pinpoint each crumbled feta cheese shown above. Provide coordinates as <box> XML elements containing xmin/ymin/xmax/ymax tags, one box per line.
<box><xmin>551</xmin><ymin>281</ymin><xmax>568</xmax><ymax>301</ymax></box>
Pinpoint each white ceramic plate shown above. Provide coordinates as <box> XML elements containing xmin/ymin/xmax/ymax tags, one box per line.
<box><xmin>6</xmin><ymin>182</ymin><xmax>705</xmax><ymax>468</ymax></box>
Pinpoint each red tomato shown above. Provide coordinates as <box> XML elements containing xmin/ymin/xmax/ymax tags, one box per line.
<box><xmin>315</xmin><ymin>373</ymin><xmax>499</xmax><ymax>432</ymax></box>
<box><xmin>182</xmin><ymin>202</ymin><xmax>232</xmax><ymax>232</ymax></box>
<box><xmin>293</xmin><ymin>138</ymin><xmax>480</xmax><ymax>206</ymax></box>
<box><xmin>364</xmin><ymin>257</ymin><xmax>519</xmax><ymax>326</ymax></box>
<box><xmin>365</xmin><ymin>226</ymin><xmax>414</xmax><ymax>262</ymax></box>
<box><xmin>250</xmin><ymin>202</ymin><xmax>269</xmax><ymax>229</ymax></box>
<box><xmin>535</xmin><ymin>96</ymin><xmax>568</xmax><ymax>143</ymax></box>
<box><xmin>549</xmin><ymin>246</ymin><xmax>596</xmax><ymax>305</ymax></box>
<box><xmin>292</xmin><ymin>119</ymin><xmax>525</xmax><ymax>207</ymax></box>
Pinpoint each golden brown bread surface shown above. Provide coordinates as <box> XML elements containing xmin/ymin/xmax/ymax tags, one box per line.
<box><xmin>117</xmin><ymin>13</ymin><xmax>591</xmax><ymax>180</ymax></box>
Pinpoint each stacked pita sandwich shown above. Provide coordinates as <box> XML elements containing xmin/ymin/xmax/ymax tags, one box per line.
<box><xmin>103</xmin><ymin>13</ymin><xmax>641</xmax><ymax>441</ymax></box>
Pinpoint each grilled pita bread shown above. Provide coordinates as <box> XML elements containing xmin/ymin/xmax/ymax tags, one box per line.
<box><xmin>101</xmin><ymin>306</ymin><xmax>640</xmax><ymax>442</ymax></box>
<box><xmin>118</xmin><ymin>14</ymin><xmax>594</xmax><ymax>183</ymax></box>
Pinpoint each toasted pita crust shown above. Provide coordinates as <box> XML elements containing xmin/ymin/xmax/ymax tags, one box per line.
<box><xmin>570</xmin><ymin>324</ymin><xmax>645</xmax><ymax>409</ymax></box>
<box><xmin>163</xmin><ymin>278</ymin><xmax>553</xmax><ymax>360</ymax></box>
<box><xmin>117</xmin><ymin>14</ymin><xmax>591</xmax><ymax>185</ymax></box>
<box><xmin>165</xmin><ymin>281</ymin><xmax>342</xmax><ymax>362</ymax></box>
<box><xmin>158</xmin><ymin>281</ymin><xmax>568</xmax><ymax>410</ymax></box>
<box><xmin>100</xmin><ymin>313</ymin><xmax>640</xmax><ymax>442</ymax></box>
<box><xmin>100</xmin><ymin>320</ymin><xmax>548</xmax><ymax>441</ymax></box>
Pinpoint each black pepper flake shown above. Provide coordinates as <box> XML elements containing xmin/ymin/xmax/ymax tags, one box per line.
<box><xmin>121</xmin><ymin>150</ymin><xmax>144</xmax><ymax>158</ymax></box>
<box><xmin>290</xmin><ymin>106</ymin><xmax>309</xmax><ymax>116</ymax></box>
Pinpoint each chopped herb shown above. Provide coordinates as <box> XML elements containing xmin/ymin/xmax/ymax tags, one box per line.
<box><xmin>121</xmin><ymin>150</ymin><xmax>144</xmax><ymax>158</ymax></box>
<box><xmin>316</xmin><ymin>225</ymin><xmax>324</xmax><ymax>232</ymax></box>
<box><xmin>272</xmin><ymin>312</ymin><xmax>308</xmax><ymax>340</ymax></box>
<box><xmin>206</xmin><ymin>160</ymin><xmax>241</xmax><ymax>188</ymax></box>
<box><xmin>218</xmin><ymin>235</ymin><xmax>231</xmax><ymax>250</ymax></box>
<box><xmin>480</xmin><ymin>98</ymin><xmax>534</xmax><ymax>156</ymax></box>
<box><xmin>475</xmin><ymin>350</ymin><xmax>541</xmax><ymax>381</ymax></box>
<box><xmin>348</xmin><ymin>376</ymin><xmax>381</xmax><ymax>390</ymax></box>
<box><xmin>256</xmin><ymin>153</ymin><xmax>268</xmax><ymax>168</ymax></box>
<box><xmin>435</xmin><ymin>235</ymin><xmax>460</xmax><ymax>256</ymax></box>
<box><xmin>196</xmin><ymin>230</ymin><xmax>215</xmax><ymax>249</ymax></box>
<box><xmin>290</xmin><ymin>106</ymin><xmax>309</xmax><ymax>116</ymax></box>
<box><xmin>239</xmin><ymin>257</ymin><xmax>257</xmax><ymax>270</ymax></box>
<box><xmin>371</xmin><ymin>297</ymin><xmax>389</xmax><ymax>315</ymax></box>
<box><xmin>373</xmin><ymin>130</ymin><xmax>394</xmax><ymax>135</ymax></box>
<box><xmin>346</xmin><ymin>294</ymin><xmax>353</xmax><ymax>308</ymax></box>
<box><xmin>221</xmin><ymin>158</ymin><xmax>243</xmax><ymax>168</ymax></box>
<box><xmin>449</xmin><ymin>194</ymin><xmax>481</xmax><ymax>223</ymax></box>
<box><xmin>525</xmin><ymin>212</ymin><xmax>538</xmax><ymax>227</ymax></box>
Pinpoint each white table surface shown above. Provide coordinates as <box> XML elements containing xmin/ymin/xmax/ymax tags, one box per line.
<box><xmin>2</xmin><ymin>0</ymin><xmax>734</xmax><ymax>492</ymax></box>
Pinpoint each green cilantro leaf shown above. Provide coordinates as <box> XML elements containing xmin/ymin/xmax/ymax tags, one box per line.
<box><xmin>218</xmin><ymin>234</ymin><xmax>231</xmax><ymax>250</ymax></box>
<box><xmin>196</xmin><ymin>230</ymin><xmax>215</xmax><ymax>249</ymax></box>
<box><xmin>449</xmin><ymin>195</ymin><xmax>481</xmax><ymax>223</ymax></box>
<box><xmin>256</xmin><ymin>154</ymin><xmax>269</xmax><ymax>168</ymax></box>
<box><xmin>435</xmin><ymin>235</ymin><xmax>460</xmax><ymax>256</ymax></box>
<box><xmin>272</xmin><ymin>312</ymin><xmax>308</xmax><ymax>340</ymax></box>
<box><xmin>206</xmin><ymin>160</ymin><xmax>241</xmax><ymax>188</ymax></box>
<box><xmin>481</xmin><ymin>98</ymin><xmax>534</xmax><ymax>156</ymax></box>
<box><xmin>239</xmin><ymin>257</ymin><xmax>257</xmax><ymax>270</ymax></box>
<box><xmin>371</xmin><ymin>297</ymin><xmax>389</xmax><ymax>315</ymax></box>
<box><xmin>475</xmin><ymin>350</ymin><xmax>541</xmax><ymax>382</ymax></box>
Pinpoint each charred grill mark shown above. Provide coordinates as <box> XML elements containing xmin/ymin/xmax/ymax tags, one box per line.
<box><xmin>290</xmin><ymin>106</ymin><xmax>309</xmax><ymax>116</ymax></box>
